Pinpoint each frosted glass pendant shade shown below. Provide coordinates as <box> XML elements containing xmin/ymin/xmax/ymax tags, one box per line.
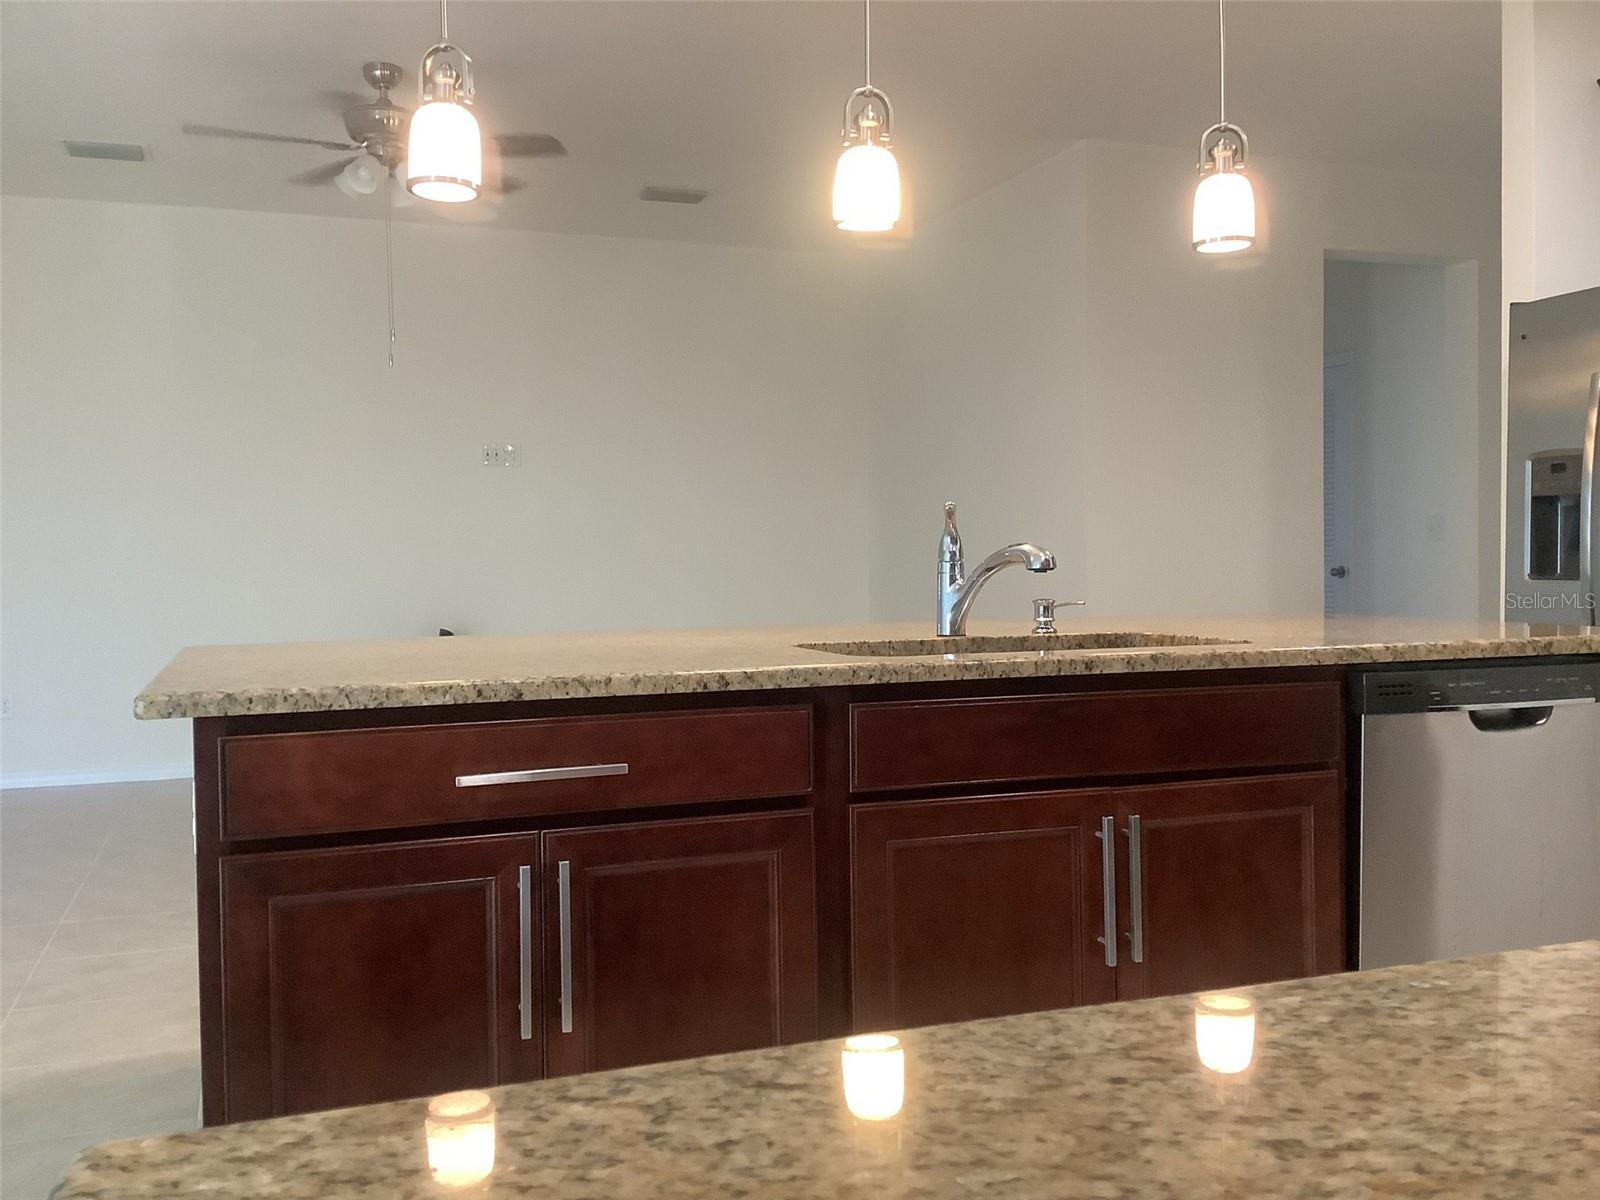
<box><xmin>833</xmin><ymin>143</ymin><xmax>901</xmax><ymax>233</ymax></box>
<box><xmin>1191</xmin><ymin>167</ymin><xmax>1255</xmax><ymax>253</ymax></box>
<box><xmin>406</xmin><ymin>100</ymin><xmax>481</xmax><ymax>203</ymax></box>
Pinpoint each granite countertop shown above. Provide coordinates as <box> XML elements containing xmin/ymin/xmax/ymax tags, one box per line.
<box><xmin>58</xmin><ymin>941</ymin><xmax>1600</xmax><ymax>1198</ymax></box>
<box><xmin>134</xmin><ymin>614</ymin><xmax>1600</xmax><ymax>719</ymax></box>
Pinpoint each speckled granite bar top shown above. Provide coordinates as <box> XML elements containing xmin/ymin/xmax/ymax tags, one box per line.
<box><xmin>59</xmin><ymin>942</ymin><xmax>1600</xmax><ymax>1198</ymax></box>
<box><xmin>134</xmin><ymin>614</ymin><xmax>1600</xmax><ymax>719</ymax></box>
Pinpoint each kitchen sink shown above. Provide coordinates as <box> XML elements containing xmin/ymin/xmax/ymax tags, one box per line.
<box><xmin>798</xmin><ymin>632</ymin><xmax>1246</xmax><ymax>657</ymax></box>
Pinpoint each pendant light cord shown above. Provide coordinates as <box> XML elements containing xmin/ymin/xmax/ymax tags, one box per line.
<box><xmin>1218</xmin><ymin>0</ymin><xmax>1227</xmax><ymax>124</ymax></box>
<box><xmin>439</xmin><ymin>0</ymin><xmax>449</xmax><ymax>42</ymax></box>
<box><xmin>385</xmin><ymin>168</ymin><xmax>396</xmax><ymax>368</ymax></box>
<box><xmin>863</xmin><ymin>0</ymin><xmax>872</xmax><ymax>87</ymax></box>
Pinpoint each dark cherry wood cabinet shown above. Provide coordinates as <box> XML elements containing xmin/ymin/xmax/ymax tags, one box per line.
<box><xmin>850</xmin><ymin>791</ymin><xmax>1117</xmax><ymax>1030</ymax></box>
<box><xmin>196</xmin><ymin>670</ymin><xmax>1349</xmax><ymax>1124</ymax></box>
<box><xmin>1114</xmin><ymin>771</ymin><xmax>1343</xmax><ymax>1000</ymax></box>
<box><xmin>849</xmin><ymin>772</ymin><xmax>1342</xmax><ymax>1027</ymax></box>
<box><xmin>220</xmin><ymin>706</ymin><xmax>812</xmax><ymax>839</ymax></box>
<box><xmin>541</xmin><ymin>811</ymin><xmax>819</xmax><ymax>1076</ymax></box>
<box><xmin>219</xmin><ymin>836</ymin><xmax>541</xmax><ymax>1121</ymax></box>
<box><xmin>848</xmin><ymin>683</ymin><xmax>1341</xmax><ymax>792</ymax></box>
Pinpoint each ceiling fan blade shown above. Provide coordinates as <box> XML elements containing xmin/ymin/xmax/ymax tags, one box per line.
<box><xmin>288</xmin><ymin>157</ymin><xmax>356</xmax><ymax>186</ymax></box>
<box><xmin>494</xmin><ymin>133</ymin><xmax>567</xmax><ymax>159</ymax></box>
<box><xmin>182</xmin><ymin>123</ymin><xmax>356</xmax><ymax>152</ymax></box>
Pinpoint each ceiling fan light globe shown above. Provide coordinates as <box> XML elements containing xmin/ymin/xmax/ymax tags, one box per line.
<box><xmin>405</xmin><ymin>99</ymin><xmax>481</xmax><ymax>203</ymax></box>
<box><xmin>334</xmin><ymin>156</ymin><xmax>382</xmax><ymax>199</ymax></box>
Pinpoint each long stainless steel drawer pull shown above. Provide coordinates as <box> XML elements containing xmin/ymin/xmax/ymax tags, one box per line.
<box><xmin>1126</xmin><ymin>815</ymin><xmax>1145</xmax><ymax>964</ymax></box>
<box><xmin>557</xmin><ymin>859</ymin><xmax>574</xmax><ymax>1035</ymax></box>
<box><xmin>455</xmin><ymin>763</ymin><xmax>629</xmax><ymax>788</ymax></box>
<box><xmin>1096</xmin><ymin>815</ymin><xmax>1117</xmax><ymax>968</ymax></box>
<box><xmin>516</xmin><ymin>865</ymin><xmax>534</xmax><ymax>1041</ymax></box>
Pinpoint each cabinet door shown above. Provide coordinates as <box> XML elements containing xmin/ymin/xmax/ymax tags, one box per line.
<box><xmin>1116</xmin><ymin>772</ymin><xmax>1343</xmax><ymax>1000</ymax></box>
<box><xmin>850</xmin><ymin>791</ymin><xmax>1117</xmax><ymax>1032</ymax></box>
<box><xmin>221</xmin><ymin>836</ymin><xmax>540</xmax><ymax>1121</ymax></box>
<box><xmin>542</xmin><ymin>811</ymin><xmax>818</xmax><ymax>1076</ymax></box>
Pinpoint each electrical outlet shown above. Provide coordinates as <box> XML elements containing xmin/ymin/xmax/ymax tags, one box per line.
<box><xmin>0</xmin><ymin>698</ymin><xmax>13</xmax><ymax>719</ymax></box>
<box><xmin>480</xmin><ymin>443</ymin><xmax>521</xmax><ymax>468</ymax></box>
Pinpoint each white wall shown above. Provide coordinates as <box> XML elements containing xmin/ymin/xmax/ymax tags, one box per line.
<box><xmin>2</xmin><ymin>136</ymin><xmax>1502</xmax><ymax>784</ymax></box>
<box><xmin>0</xmin><ymin>196</ymin><xmax>876</xmax><ymax>783</ymax></box>
<box><xmin>1324</xmin><ymin>259</ymin><xmax>1484</xmax><ymax>619</ymax></box>
<box><xmin>871</xmin><ymin>140</ymin><xmax>1500</xmax><ymax>621</ymax></box>
<box><xmin>868</xmin><ymin>145</ymin><xmax>1090</xmax><ymax>621</ymax></box>
<box><xmin>1503</xmin><ymin>1</ymin><xmax>1600</xmax><ymax>301</ymax></box>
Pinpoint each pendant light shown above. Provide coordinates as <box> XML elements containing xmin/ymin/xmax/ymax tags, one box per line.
<box><xmin>1192</xmin><ymin>0</ymin><xmax>1255</xmax><ymax>253</ymax></box>
<box><xmin>833</xmin><ymin>0</ymin><xmax>900</xmax><ymax>233</ymax></box>
<box><xmin>406</xmin><ymin>0</ymin><xmax>482</xmax><ymax>203</ymax></box>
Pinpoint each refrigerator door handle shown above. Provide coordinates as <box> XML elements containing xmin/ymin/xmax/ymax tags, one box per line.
<box><xmin>1583</xmin><ymin>371</ymin><xmax>1599</xmax><ymax>627</ymax></box>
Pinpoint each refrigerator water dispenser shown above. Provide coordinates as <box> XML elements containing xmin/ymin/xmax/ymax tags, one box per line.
<box><xmin>1525</xmin><ymin>449</ymin><xmax>1583</xmax><ymax>581</ymax></box>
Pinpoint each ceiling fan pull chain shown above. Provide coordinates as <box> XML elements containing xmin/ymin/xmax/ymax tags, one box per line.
<box><xmin>385</xmin><ymin>167</ymin><xmax>396</xmax><ymax>367</ymax></box>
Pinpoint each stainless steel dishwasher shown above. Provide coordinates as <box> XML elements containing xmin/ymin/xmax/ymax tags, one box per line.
<box><xmin>1354</xmin><ymin>662</ymin><xmax>1600</xmax><ymax>969</ymax></box>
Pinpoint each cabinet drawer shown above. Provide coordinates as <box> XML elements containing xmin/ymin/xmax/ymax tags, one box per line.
<box><xmin>220</xmin><ymin>706</ymin><xmax>813</xmax><ymax>839</ymax></box>
<box><xmin>849</xmin><ymin>683</ymin><xmax>1340</xmax><ymax>792</ymax></box>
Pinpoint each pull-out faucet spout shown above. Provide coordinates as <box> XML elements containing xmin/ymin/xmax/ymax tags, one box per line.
<box><xmin>936</xmin><ymin>502</ymin><xmax>1057</xmax><ymax>636</ymax></box>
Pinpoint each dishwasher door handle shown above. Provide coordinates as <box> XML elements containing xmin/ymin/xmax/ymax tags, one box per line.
<box><xmin>1459</xmin><ymin>696</ymin><xmax>1595</xmax><ymax>732</ymax></box>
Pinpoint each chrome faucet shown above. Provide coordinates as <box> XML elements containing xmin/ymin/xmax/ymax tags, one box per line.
<box><xmin>936</xmin><ymin>502</ymin><xmax>1057</xmax><ymax>636</ymax></box>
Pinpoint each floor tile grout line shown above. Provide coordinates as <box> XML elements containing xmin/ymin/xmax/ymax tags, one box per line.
<box><xmin>21</xmin><ymin>937</ymin><xmax>197</xmax><ymax>964</ymax></box>
<box><xmin>8</xmin><ymin>984</ymin><xmax>202</xmax><ymax>1013</ymax></box>
<box><xmin>3</xmin><ymin>829</ymin><xmax>117</xmax><ymax>1024</ymax></box>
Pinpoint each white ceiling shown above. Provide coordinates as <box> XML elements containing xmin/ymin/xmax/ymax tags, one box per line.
<box><xmin>1</xmin><ymin>1</ymin><xmax>1500</xmax><ymax>249</ymax></box>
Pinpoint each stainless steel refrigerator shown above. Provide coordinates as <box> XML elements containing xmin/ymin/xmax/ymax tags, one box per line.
<box><xmin>1505</xmin><ymin>286</ymin><xmax>1600</xmax><ymax>624</ymax></box>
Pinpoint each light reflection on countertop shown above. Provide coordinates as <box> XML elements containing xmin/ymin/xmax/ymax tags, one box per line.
<box><xmin>58</xmin><ymin>942</ymin><xmax>1600</xmax><ymax>1198</ymax></box>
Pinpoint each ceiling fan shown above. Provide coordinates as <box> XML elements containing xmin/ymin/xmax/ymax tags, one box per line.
<box><xmin>182</xmin><ymin>60</ymin><xmax>565</xmax><ymax>197</ymax></box>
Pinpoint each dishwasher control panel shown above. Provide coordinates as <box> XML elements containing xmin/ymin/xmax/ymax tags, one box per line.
<box><xmin>1356</xmin><ymin>663</ymin><xmax>1600</xmax><ymax>714</ymax></box>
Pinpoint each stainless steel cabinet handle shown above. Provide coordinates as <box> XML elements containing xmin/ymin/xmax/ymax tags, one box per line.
<box><xmin>557</xmin><ymin>859</ymin><xmax>574</xmax><ymax>1035</ymax></box>
<box><xmin>1095</xmin><ymin>816</ymin><xmax>1117</xmax><ymax>968</ymax></box>
<box><xmin>456</xmin><ymin>763</ymin><xmax>629</xmax><ymax>788</ymax></box>
<box><xmin>516</xmin><ymin>865</ymin><xmax>533</xmax><ymax>1041</ymax></box>
<box><xmin>1581</xmin><ymin>370</ymin><xmax>1598</xmax><ymax>627</ymax></box>
<box><xmin>1125</xmin><ymin>815</ymin><xmax>1145</xmax><ymax>964</ymax></box>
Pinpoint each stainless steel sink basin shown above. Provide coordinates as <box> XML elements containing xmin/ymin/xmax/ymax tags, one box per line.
<box><xmin>798</xmin><ymin>632</ymin><xmax>1246</xmax><ymax>657</ymax></box>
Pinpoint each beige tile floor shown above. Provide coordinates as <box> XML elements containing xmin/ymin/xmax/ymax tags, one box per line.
<box><xmin>0</xmin><ymin>780</ymin><xmax>200</xmax><ymax>1198</ymax></box>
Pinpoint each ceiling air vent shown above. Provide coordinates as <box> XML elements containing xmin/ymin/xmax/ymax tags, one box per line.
<box><xmin>639</xmin><ymin>186</ymin><xmax>708</xmax><ymax>205</ymax></box>
<box><xmin>63</xmin><ymin>141</ymin><xmax>147</xmax><ymax>162</ymax></box>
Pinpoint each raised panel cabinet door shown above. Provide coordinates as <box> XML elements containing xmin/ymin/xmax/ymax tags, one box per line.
<box><xmin>220</xmin><ymin>837</ymin><xmax>541</xmax><ymax>1121</ymax></box>
<box><xmin>1114</xmin><ymin>771</ymin><xmax>1343</xmax><ymax>1001</ymax></box>
<box><xmin>542</xmin><ymin>811</ymin><xmax>819</xmax><ymax>1077</ymax></box>
<box><xmin>850</xmin><ymin>791</ymin><xmax>1118</xmax><ymax>1032</ymax></box>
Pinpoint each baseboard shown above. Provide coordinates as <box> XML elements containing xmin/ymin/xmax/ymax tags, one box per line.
<box><xmin>0</xmin><ymin>764</ymin><xmax>193</xmax><ymax>791</ymax></box>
